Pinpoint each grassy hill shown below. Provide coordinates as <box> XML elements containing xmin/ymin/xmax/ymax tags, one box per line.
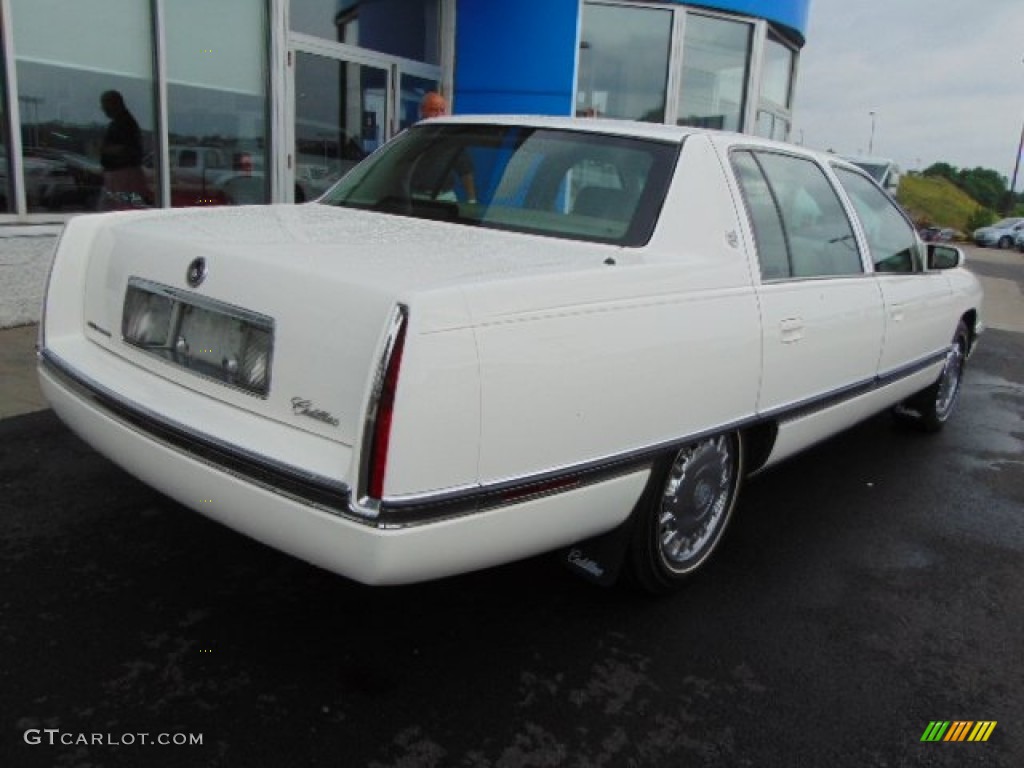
<box><xmin>896</xmin><ymin>174</ymin><xmax>984</xmax><ymax>233</ymax></box>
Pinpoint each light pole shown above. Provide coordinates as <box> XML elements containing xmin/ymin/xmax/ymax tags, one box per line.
<box><xmin>1007</xmin><ymin>119</ymin><xmax>1023</xmax><ymax>213</ymax></box>
<box><xmin>868</xmin><ymin>111</ymin><xmax>877</xmax><ymax>156</ymax></box>
<box><xmin>1006</xmin><ymin>57</ymin><xmax>1024</xmax><ymax>214</ymax></box>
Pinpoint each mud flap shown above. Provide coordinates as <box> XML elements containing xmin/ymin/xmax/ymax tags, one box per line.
<box><xmin>559</xmin><ymin>517</ymin><xmax>637</xmax><ymax>587</ymax></box>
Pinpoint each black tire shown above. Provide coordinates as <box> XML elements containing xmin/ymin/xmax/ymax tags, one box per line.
<box><xmin>628</xmin><ymin>432</ymin><xmax>743</xmax><ymax>594</ymax></box>
<box><xmin>906</xmin><ymin>321</ymin><xmax>969</xmax><ymax>432</ymax></box>
<box><xmin>998</xmin><ymin>236</ymin><xmax>1012</xmax><ymax>249</ymax></box>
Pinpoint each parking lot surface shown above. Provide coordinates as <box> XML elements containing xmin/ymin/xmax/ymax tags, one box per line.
<box><xmin>1</xmin><ymin>247</ymin><xmax>1022</xmax><ymax>767</ymax></box>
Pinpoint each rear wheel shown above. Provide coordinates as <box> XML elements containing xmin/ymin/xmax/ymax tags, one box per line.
<box><xmin>906</xmin><ymin>321</ymin><xmax>969</xmax><ymax>432</ymax></box>
<box><xmin>629</xmin><ymin>432</ymin><xmax>743</xmax><ymax>593</ymax></box>
<box><xmin>998</xmin><ymin>235</ymin><xmax>1012</xmax><ymax>249</ymax></box>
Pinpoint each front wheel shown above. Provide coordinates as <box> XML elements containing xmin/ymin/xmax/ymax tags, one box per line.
<box><xmin>628</xmin><ymin>432</ymin><xmax>743</xmax><ymax>593</ymax></box>
<box><xmin>998</xmin><ymin>235</ymin><xmax>1012</xmax><ymax>249</ymax></box>
<box><xmin>906</xmin><ymin>321</ymin><xmax>969</xmax><ymax>432</ymax></box>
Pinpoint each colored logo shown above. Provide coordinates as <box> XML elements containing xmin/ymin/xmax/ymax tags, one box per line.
<box><xmin>920</xmin><ymin>721</ymin><xmax>997</xmax><ymax>742</ymax></box>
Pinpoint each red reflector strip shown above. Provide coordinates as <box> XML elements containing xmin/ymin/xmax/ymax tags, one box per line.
<box><xmin>501</xmin><ymin>477</ymin><xmax>580</xmax><ymax>503</ymax></box>
<box><xmin>367</xmin><ymin>311</ymin><xmax>408</xmax><ymax>500</ymax></box>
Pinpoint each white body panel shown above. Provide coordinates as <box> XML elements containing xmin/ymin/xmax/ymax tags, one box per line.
<box><xmin>755</xmin><ymin>277</ymin><xmax>884</xmax><ymax>411</ymax></box>
<box><xmin>875</xmin><ymin>272</ymin><xmax>956</xmax><ymax>375</ymax></box>
<box><xmin>41</xmin><ymin>365</ymin><xmax>648</xmax><ymax>585</ymax></box>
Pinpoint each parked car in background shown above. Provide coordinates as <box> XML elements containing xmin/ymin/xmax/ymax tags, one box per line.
<box><xmin>973</xmin><ymin>217</ymin><xmax>1024</xmax><ymax>248</ymax></box>
<box><xmin>1016</xmin><ymin>229</ymin><xmax>1024</xmax><ymax>252</ymax></box>
<box><xmin>38</xmin><ymin>117</ymin><xmax>983</xmax><ymax>592</ymax></box>
<box><xmin>919</xmin><ymin>226</ymin><xmax>959</xmax><ymax>243</ymax></box>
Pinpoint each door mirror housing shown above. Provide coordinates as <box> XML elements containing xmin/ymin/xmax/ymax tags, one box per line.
<box><xmin>927</xmin><ymin>244</ymin><xmax>964</xmax><ymax>270</ymax></box>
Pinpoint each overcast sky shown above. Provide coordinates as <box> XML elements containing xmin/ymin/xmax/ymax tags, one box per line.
<box><xmin>793</xmin><ymin>0</ymin><xmax>1024</xmax><ymax>189</ymax></box>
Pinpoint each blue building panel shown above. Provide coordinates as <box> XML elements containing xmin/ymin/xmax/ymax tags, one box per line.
<box><xmin>453</xmin><ymin>0</ymin><xmax>580</xmax><ymax>116</ymax></box>
<box><xmin>452</xmin><ymin>0</ymin><xmax>810</xmax><ymax>117</ymax></box>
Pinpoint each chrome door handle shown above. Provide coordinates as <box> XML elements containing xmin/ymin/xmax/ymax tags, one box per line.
<box><xmin>779</xmin><ymin>317</ymin><xmax>804</xmax><ymax>343</ymax></box>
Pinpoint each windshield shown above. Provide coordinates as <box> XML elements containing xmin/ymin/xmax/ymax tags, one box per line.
<box><xmin>320</xmin><ymin>124</ymin><xmax>679</xmax><ymax>247</ymax></box>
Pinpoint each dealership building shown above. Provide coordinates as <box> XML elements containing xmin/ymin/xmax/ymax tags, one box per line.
<box><xmin>0</xmin><ymin>0</ymin><xmax>809</xmax><ymax>324</ymax></box>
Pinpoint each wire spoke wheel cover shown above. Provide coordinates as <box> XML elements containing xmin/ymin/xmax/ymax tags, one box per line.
<box><xmin>658</xmin><ymin>435</ymin><xmax>739</xmax><ymax>573</ymax></box>
<box><xmin>906</xmin><ymin>320</ymin><xmax>969</xmax><ymax>433</ymax></box>
<box><xmin>933</xmin><ymin>337</ymin><xmax>965</xmax><ymax>421</ymax></box>
<box><xmin>629</xmin><ymin>431</ymin><xmax>743</xmax><ymax>592</ymax></box>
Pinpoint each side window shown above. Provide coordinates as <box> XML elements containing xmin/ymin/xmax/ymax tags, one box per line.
<box><xmin>755</xmin><ymin>153</ymin><xmax>863</xmax><ymax>278</ymax></box>
<box><xmin>834</xmin><ymin>167</ymin><xmax>920</xmax><ymax>273</ymax></box>
<box><xmin>732</xmin><ymin>151</ymin><xmax>790</xmax><ymax>279</ymax></box>
<box><xmin>732</xmin><ymin>150</ymin><xmax>863</xmax><ymax>280</ymax></box>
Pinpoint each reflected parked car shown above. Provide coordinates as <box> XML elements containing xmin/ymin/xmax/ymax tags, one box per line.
<box><xmin>24</xmin><ymin>149</ymin><xmax>104</xmax><ymax>210</ymax></box>
<box><xmin>39</xmin><ymin>117</ymin><xmax>983</xmax><ymax>592</ymax></box>
<box><xmin>920</xmin><ymin>226</ymin><xmax>959</xmax><ymax>243</ymax></box>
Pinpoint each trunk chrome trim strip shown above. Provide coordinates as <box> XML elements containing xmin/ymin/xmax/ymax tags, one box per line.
<box><xmin>40</xmin><ymin>348</ymin><xmax>355</xmax><ymax>517</ymax></box>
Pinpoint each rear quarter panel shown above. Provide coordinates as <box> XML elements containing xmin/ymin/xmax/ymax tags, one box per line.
<box><xmin>466</xmin><ymin>134</ymin><xmax>761</xmax><ymax>485</ymax></box>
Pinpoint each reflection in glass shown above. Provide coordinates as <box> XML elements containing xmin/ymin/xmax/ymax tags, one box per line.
<box><xmin>0</xmin><ymin>48</ymin><xmax>11</xmax><ymax>212</ymax></box>
<box><xmin>576</xmin><ymin>3</ymin><xmax>671</xmax><ymax>122</ymax></box>
<box><xmin>677</xmin><ymin>14</ymin><xmax>752</xmax><ymax>131</ymax></box>
<box><xmin>291</xmin><ymin>0</ymin><xmax>440</xmax><ymax>64</ymax></box>
<box><xmin>399</xmin><ymin>74</ymin><xmax>441</xmax><ymax>132</ymax></box>
<box><xmin>761</xmin><ymin>35</ymin><xmax>794</xmax><ymax>108</ymax></box>
<box><xmin>755</xmin><ymin>110</ymin><xmax>790</xmax><ymax>142</ymax></box>
<box><xmin>165</xmin><ymin>0</ymin><xmax>270</xmax><ymax>207</ymax></box>
<box><xmin>294</xmin><ymin>53</ymin><xmax>389</xmax><ymax>200</ymax></box>
<box><xmin>11</xmin><ymin>0</ymin><xmax>157</xmax><ymax>212</ymax></box>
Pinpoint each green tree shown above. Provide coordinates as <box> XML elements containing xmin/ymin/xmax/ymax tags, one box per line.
<box><xmin>957</xmin><ymin>167</ymin><xmax>1007</xmax><ymax>211</ymax></box>
<box><xmin>965</xmin><ymin>207</ymin><xmax>996</xmax><ymax>232</ymax></box>
<box><xmin>923</xmin><ymin>162</ymin><xmax>957</xmax><ymax>182</ymax></box>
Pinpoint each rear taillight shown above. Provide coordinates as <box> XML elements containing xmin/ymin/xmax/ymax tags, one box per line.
<box><xmin>363</xmin><ymin>306</ymin><xmax>408</xmax><ymax>501</ymax></box>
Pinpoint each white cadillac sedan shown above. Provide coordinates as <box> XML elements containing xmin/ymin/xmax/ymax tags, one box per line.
<box><xmin>38</xmin><ymin>117</ymin><xmax>982</xmax><ymax>592</ymax></box>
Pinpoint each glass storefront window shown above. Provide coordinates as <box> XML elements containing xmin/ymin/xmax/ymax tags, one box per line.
<box><xmin>399</xmin><ymin>73</ymin><xmax>441</xmax><ymax>132</ymax></box>
<box><xmin>291</xmin><ymin>0</ymin><xmax>440</xmax><ymax>64</ymax></box>
<box><xmin>756</xmin><ymin>110</ymin><xmax>790</xmax><ymax>142</ymax></box>
<box><xmin>165</xmin><ymin>0</ymin><xmax>269</xmax><ymax>207</ymax></box>
<box><xmin>761</xmin><ymin>34</ymin><xmax>794</xmax><ymax>108</ymax></box>
<box><xmin>677</xmin><ymin>14</ymin><xmax>751</xmax><ymax>132</ymax></box>
<box><xmin>11</xmin><ymin>0</ymin><xmax>157</xmax><ymax>212</ymax></box>
<box><xmin>576</xmin><ymin>3</ymin><xmax>672</xmax><ymax>122</ymax></box>
<box><xmin>294</xmin><ymin>52</ymin><xmax>388</xmax><ymax>200</ymax></box>
<box><xmin>0</xmin><ymin>46</ymin><xmax>11</xmax><ymax>212</ymax></box>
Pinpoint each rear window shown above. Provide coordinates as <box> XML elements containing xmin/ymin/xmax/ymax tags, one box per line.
<box><xmin>320</xmin><ymin>124</ymin><xmax>679</xmax><ymax>247</ymax></box>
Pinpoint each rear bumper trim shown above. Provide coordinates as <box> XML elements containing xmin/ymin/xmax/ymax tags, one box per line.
<box><xmin>40</xmin><ymin>347</ymin><xmax>356</xmax><ymax>519</ymax></box>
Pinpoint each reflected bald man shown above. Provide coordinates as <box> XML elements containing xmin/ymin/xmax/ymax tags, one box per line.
<box><xmin>415</xmin><ymin>91</ymin><xmax>477</xmax><ymax>204</ymax></box>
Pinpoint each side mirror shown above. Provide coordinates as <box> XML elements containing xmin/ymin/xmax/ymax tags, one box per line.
<box><xmin>927</xmin><ymin>244</ymin><xmax>963</xmax><ymax>270</ymax></box>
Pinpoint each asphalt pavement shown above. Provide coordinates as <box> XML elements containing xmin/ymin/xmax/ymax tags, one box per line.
<box><xmin>0</xmin><ymin>246</ymin><xmax>1022</xmax><ymax>767</ymax></box>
